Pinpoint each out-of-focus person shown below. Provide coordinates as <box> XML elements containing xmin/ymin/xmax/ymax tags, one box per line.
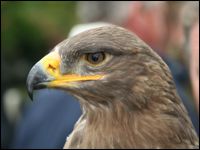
<box><xmin>190</xmin><ymin>22</ymin><xmax>199</xmax><ymax>112</ymax></box>
<box><xmin>180</xmin><ymin>1</ymin><xmax>199</xmax><ymax>113</ymax></box>
<box><xmin>125</xmin><ymin>1</ymin><xmax>168</xmax><ymax>55</ymax></box>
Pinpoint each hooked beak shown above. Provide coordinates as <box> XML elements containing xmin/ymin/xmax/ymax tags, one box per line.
<box><xmin>26</xmin><ymin>51</ymin><xmax>103</xmax><ymax>100</ymax></box>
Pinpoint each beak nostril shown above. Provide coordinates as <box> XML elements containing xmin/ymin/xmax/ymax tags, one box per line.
<box><xmin>48</xmin><ymin>64</ymin><xmax>56</xmax><ymax>71</ymax></box>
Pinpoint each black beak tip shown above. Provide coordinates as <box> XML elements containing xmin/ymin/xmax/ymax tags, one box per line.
<box><xmin>27</xmin><ymin>86</ymin><xmax>33</xmax><ymax>101</ymax></box>
<box><xmin>27</xmin><ymin>77</ymin><xmax>33</xmax><ymax>101</ymax></box>
<box><xmin>28</xmin><ymin>90</ymin><xmax>33</xmax><ymax>101</ymax></box>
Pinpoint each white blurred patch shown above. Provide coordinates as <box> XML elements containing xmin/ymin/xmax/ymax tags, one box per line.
<box><xmin>3</xmin><ymin>88</ymin><xmax>22</xmax><ymax>124</ymax></box>
<box><xmin>68</xmin><ymin>22</ymin><xmax>111</xmax><ymax>37</ymax></box>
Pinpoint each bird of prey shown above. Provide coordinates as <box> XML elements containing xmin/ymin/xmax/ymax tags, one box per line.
<box><xmin>27</xmin><ymin>26</ymin><xmax>199</xmax><ymax>149</ymax></box>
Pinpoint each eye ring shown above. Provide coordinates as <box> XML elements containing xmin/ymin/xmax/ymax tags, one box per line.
<box><xmin>85</xmin><ymin>52</ymin><xmax>106</xmax><ymax>65</ymax></box>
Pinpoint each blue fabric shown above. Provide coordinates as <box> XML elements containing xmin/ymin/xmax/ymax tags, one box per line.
<box><xmin>163</xmin><ymin>56</ymin><xmax>199</xmax><ymax>135</ymax></box>
<box><xmin>11</xmin><ymin>89</ymin><xmax>82</xmax><ymax>149</ymax></box>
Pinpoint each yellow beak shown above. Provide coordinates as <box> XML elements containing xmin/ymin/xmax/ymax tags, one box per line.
<box><xmin>27</xmin><ymin>50</ymin><xmax>103</xmax><ymax>99</ymax></box>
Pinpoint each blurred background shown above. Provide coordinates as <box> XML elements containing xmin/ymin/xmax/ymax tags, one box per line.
<box><xmin>1</xmin><ymin>1</ymin><xmax>199</xmax><ymax>148</ymax></box>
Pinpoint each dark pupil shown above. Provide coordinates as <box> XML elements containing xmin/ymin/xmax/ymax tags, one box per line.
<box><xmin>91</xmin><ymin>53</ymin><xmax>100</xmax><ymax>62</ymax></box>
<box><xmin>87</xmin><ymin>52</ymin><xmax>105</xmax><ymax>64</ymax></box>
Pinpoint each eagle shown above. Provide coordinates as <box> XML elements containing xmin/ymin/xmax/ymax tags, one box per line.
<box><xmin>27</xmin><ymin>26</ymin><xmax>199</xmax><ymax>149</ymax></box>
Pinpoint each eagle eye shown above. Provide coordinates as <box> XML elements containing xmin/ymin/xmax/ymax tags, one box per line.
<box><xmin>85</xmin><ymin>52</ymin><xmax>105</xmax><ymax>65</ymax></box>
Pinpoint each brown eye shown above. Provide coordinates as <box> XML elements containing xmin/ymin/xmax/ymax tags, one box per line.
<box><xmin>86</xmin><ymin>52</ymin><xmax>105</xmax><ymax>64</ymax></box>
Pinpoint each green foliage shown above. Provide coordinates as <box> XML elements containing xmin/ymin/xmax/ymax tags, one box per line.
<box><xmin>1</xmin><ymin>1</ymin><xmax>78</xmax><ymax>88</ymax></box>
